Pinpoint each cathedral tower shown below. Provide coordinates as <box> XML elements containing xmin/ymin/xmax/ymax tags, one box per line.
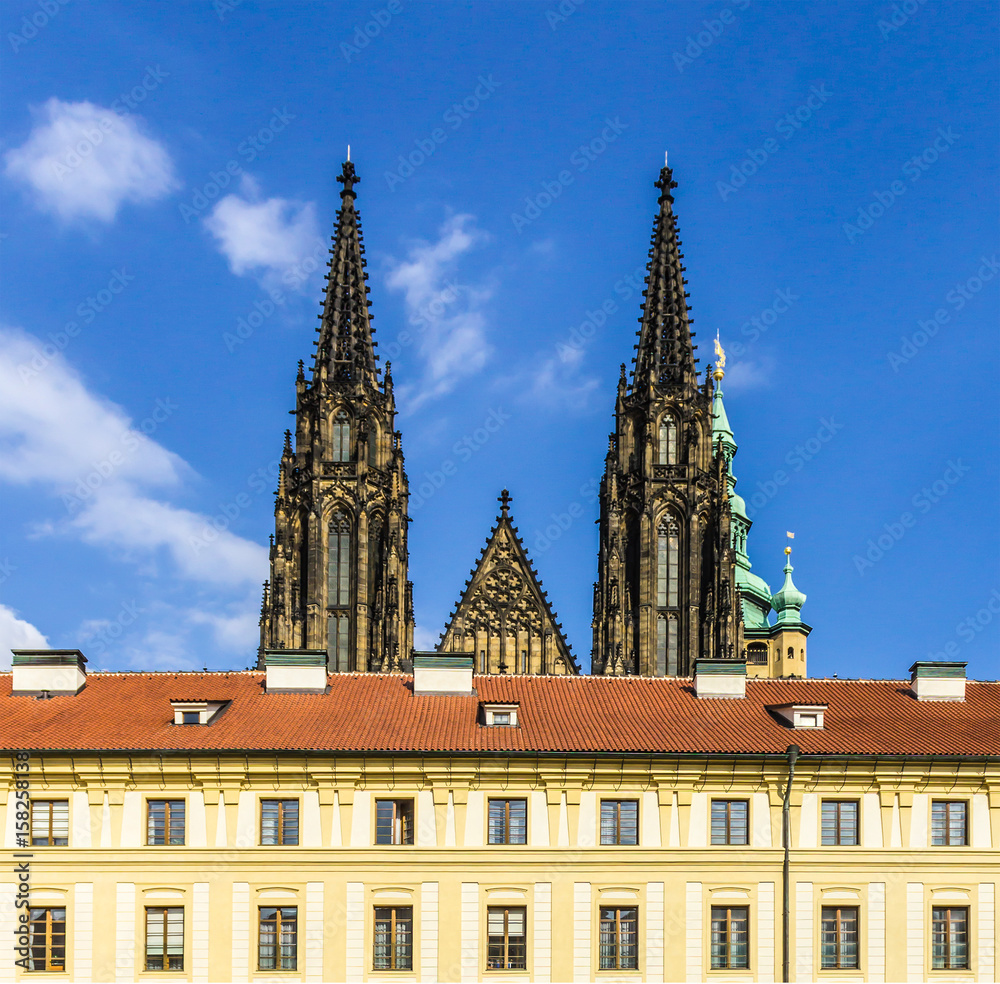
<box><xmin>592</xmin><ymin>160</ymin><xmax>741</xmax><ymax>676</ymax></box>
<box><xmin>259</xmin><ymin>159</ymin><xmax>415</xmax><ymax>671</ymax></box>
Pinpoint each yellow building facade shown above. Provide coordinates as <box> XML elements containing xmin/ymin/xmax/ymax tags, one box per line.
<box><xmin>3</xmin><ymin>653</ymin><xmax>998</xmax><ymax>983</ymax></box>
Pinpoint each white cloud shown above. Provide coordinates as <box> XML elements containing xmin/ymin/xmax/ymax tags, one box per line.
<box><xmin>518</xmin><ymin>341</ymin><xmax>601</xmax><ymax>412</ymax></box>
<box><xmin>385</xmin><ymin>214</ymin><xmax>493</xmax><ymax>410</ymax></box>
<box><xmin>4</xmin><ymin>98</ymin><xmax>178</xmax><ymax>222</ymax></box>
<box><xmin>0</xmin><ymin>603</ymin><xmax>48</xmax><ymax>670</ymax></box>
<box><xmin>413</xmin><ymin>626</ymin><xmax>440</xmax><ymax>652</ymax></box>
<box><xmin>0</xmin><ymin>327</ymin><xmax>267</xmax><ymax>588</ymax></box>
<box><xmin>204</xmin><ymin>175</ymin><xmax>324</xmax><ymax>290</ymax></box>
<box><xmin>722</xmin><ymin>358</ymin><xmax>773</xmax><ymax>394</ymax></box>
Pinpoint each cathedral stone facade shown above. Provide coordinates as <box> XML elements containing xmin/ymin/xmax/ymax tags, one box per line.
<box><xmin>260</xmin><ymin>158</ymin><xmax>810</xmax><ymax>677</ymax></box>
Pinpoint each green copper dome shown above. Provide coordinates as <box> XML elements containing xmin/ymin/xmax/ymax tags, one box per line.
<box><xmin>772</xmin><ymin>552</ymin><xmax>807</xmax><ymax>627</ymax></box>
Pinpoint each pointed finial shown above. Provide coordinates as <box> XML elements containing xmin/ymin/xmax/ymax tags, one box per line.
<box><xmin>785</xmin><ymin>531</ymin><xmax>795</xmax><ymax>558</ymax></box>
<box><xmin>664</xmin><ymin>150</ymin><xmax>668</xmax><ymax>167</ymax></box>
<box><xmin>337</xmin><ymin>158</ymin><xmax>359</xmax><ymax>198</ymax></box>
<box><xmin>283</xmin><ymin>428</ymin><xmax>293</xmax><ymax>454</ymax></box>
<box><xmin>296</xmin><ymin>358</ymin><xmax>305</xmax><ymax>381</ymax></box>
<box><xmin>499</xmin><ymin>489</ymin><xmax>512</xmax><ymax>515</ymax></box>
<box><xmin>713</xmin><ymin>333</ymin><xmax>726</xmax><ymax>381</ymax></box>
<box><xmin>347</xmin><ymin>143</ymin><xmax>351</xmax><ymax>162</ymax></box>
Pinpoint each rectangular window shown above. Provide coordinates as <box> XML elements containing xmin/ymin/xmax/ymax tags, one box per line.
<box><xmin>375</xmin><ymin>799</ymin><xmax>414</xmax><ymax>845</ymax></box>
<box><xmin>599</xmin><ymin>907</ymin><xmax>638</xmax><ymax>971</ymax></box>
<box><xmin>147</xmin><ymin>799</ymin><xmax>186</xmax><ymax>846</ymax></box>
<box><xmin>600</xmin><ymin>800</ymin><xmax>638</xmax><ymax>846</ymax></box>
<box><xmin>30</xmin><ymin>800</ymin><xmax>69</xmax><ymax>847</ymax></box>
<box><xmin>488</xmin><ymin>798</ymin><xmax>527</xmax><ymax>845</ymax></box>
<box><xmin>820</xmin><ymin>906</ymin><xmax>859</xmax><ymax>970</ymax></box>
<box><xmin>487</xmin><ymin>907</ymin><xmax>527</xmax><ymax>970</ymax></box>
<box><xmin>711</xmin><ymin>800</ymin><xmax>749</xmax><ymax>845</ymax></box>
<box><xmin>260</xmin><ymin>799</ymin><xmax>299</xmax><ymax>846</ymax></box>
<box><xmin>711</xmin><ymin>906</ymin><xmax>749</xmax><ymax>970</ymax></box>
<box><xmin>28</xmin><ymin>908</ymin><xmax>65</xmax><ymax>971</ymax></box>
<box><xmin>258</xmin><ymin>906</ymin><xmax>297</xmax><ymax>971</ymax></box>
<box><xmin>931</xmin><ymin>801</ymin><xmax>968</xmax><ymax>846</ymax></box>
<box><xmin>821</xmin><ymin>800</ymin><xmax>859</xmax><ymax>846</ymax></box>
<box><xmin>145</xmin><ymin>906</ymin><xmax>184</xmax><ymax>971</ymax></box>
<box><xmin>932</xmin><ymin>907</ymin><xmax>969</xmax><ymax>970</ymax></box>
<box><xmin>373</xmin><ymin>906</ymin><xmax>412</xmax><ymax>971</ymax></box>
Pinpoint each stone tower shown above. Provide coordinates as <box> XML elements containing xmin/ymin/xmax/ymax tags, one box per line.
<box><xmin>258</xmin><ymin>160</ymin><xmax>414</xmax><ymax>671</ymax></box>
<box><xmin>437</xmin><ymin>490</ymin><xmax>578</xmax><ymax>674</ymax></box>
<box><xmin>592</xmin><ymin>161</ymin><xmax>741</xmax><ymax>676</ymax></box>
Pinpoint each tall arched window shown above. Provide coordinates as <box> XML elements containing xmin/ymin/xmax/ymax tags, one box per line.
<box><xmin>332</xmin><ymin>411</ymin><xmax>351</xmax><ymax>462</ymax></box>
<box><xmin>655</xmin><ymin>519</ymin><xmax>680</xmax><ymax>676</ymax></box>
<box><xmin>656</xmin><ymin>519</ymin><xmax>680</xmax><ymax>608</ymax></box>
<box><xmin>327</xmin><ymin>511</ymin><xmax>351</xmax><ymax>671</ymax></box>
<box><xmin>658</xmin><ymin>413</ymin><xmax>678</xmax><ymax>465</ymax></box>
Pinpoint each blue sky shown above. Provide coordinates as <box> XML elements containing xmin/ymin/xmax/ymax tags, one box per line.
<box><xmin>1</xmin><ymin>0</ymin><xmax>997</xmax><ymax>680</ymax></box>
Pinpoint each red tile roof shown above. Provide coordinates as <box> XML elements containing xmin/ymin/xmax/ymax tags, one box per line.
<box><xmin>2</xmin><ymin>672</ymin><xmax>998</xmax><ymax>757</ymax></box>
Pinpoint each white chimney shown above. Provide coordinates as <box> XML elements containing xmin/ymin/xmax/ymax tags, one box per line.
<box><xmin>12</xmin><ymin>650</ymin><xmax>88</xmax><ymax>695</ymax></box>
<box><xmin>263</xmin><ymin>650</ymin><xmax>328</xmax><ymax>693</ymax></box>
<box><xmin>693</xmin><ymin>658</ymin><xmax>747</xmax><ymax>699</ymax></box>
<box><xmin>909</xmin><ymin>661</ymin><xmax>966</xmax><ymax>701</ymax></box>
<box><xmin>412</xmin><ymin>654</ymin><xmax>474</xmax><ymax>695</ymax></box>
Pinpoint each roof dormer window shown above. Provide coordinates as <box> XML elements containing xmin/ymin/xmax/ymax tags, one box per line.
<box><xmin>481</xmin><ymin>702</ymin><xmax>519</xmax><ymax>727</ymax></box>
<box><xmin>770</xmin><ymin>703</ymin><xmax>827</xmax><ymax>729</ymax></box>
<box><xmin>170</xmin><ymin>700</ymin><xmax>227</xmax><ymax>725</ymax></box>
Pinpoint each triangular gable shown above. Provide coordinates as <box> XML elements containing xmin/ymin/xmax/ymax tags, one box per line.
<box><xmin>437</xmin><ymin>491</ymin><xmax>578</xmax><ymax>674</ymax></box>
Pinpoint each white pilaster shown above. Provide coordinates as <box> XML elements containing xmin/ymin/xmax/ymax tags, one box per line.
<box><xmin>188</xmin><ymin>791</ymin><xmax>207</xmax><ymax>847</ymax></box>
<box><xmin>445</xmin><ymin>791</ymin><xmax>457</xmax><ymax>847</ymax></box>
<box><xmin>867</xmin><ymin>881</ymin><xmax>886</xmax><ymax>983</ymax></box>
<box><xmin>973</xmin><ymin>793</ymin><xmax>992</xmax><ymax>848</ymax></box>
<box><xmin>557</xmin><ymin>791</ymin><xmax>570</xmax><ymax>847</ymax></box>
<box><xmin>794</xmin><ymin>881</ymin><xmax>813</xmax><ymax>982</ymax></box>
<box><xmin>417</xmin><ymin>789</ymin><xmax>436</xmax><ymax>847</ymax></box>
<box><xmin>99</xmin><ymin>792</ymin><xmax>111</xmax><ymax>848</ymax></box>
<box><xmin>214</xmin><ymin>791</ymin><xmax>227</xmax><ymax>847</ymax></box>
<box><xmin>231</xmin><ymin>881</ymin><xmax>250</xmax><ymax>983</ymax></box>
<box><xmin>798</xmin><ymin>794</ymin><xmax>817</xmax><ymax>848</ymax></box>
<box><xmin>464</xmin><ymin>791</ymin><xmax>484</xmax><ymax>846</ymax></box>
<box><xmin>862</xmin><ymin>791</ymin><xmax>882</xmax><ymax>847</ymax></box>
<box><xmin>302</xmin><ymin>790</ymin><xmax>322</xmax><ymax>847</ymax></box>
<box><xmin>685</xmin><ymin>881</ymin><xmax>702</xmax><ymax>982</ymax></box>
<box><xmin>345</xmin><ymin>882</ymin><xmax>364</xmax><ymax>982</ymax></box>
<box><xmin>979</xmin><ymin>882</ymin><xmax>996</xmax><ymax>983</ymax></box>
<box><xmin>192</xmin><ymin>882</ymin><xmax>209</xmax><ymax>982</ymax></box>
<box><xmin>687</xmin><ymin>792</ymin><xmax>708</xmax><ymax>847</ymax></box>
<box><xmin>573</xmin><ymin>882</ymin><xmax>592</xmax><ymax>983</ymax></box>
<box><xmin>420</xmin><ymin>881</ymin><xmax>439</xmax><ymax>983</ymax></box>
<box><xmin>114</xmin><ymin>882</ymin><xmax>135</xmax><ymax>984</ymax></box>
<box><xmin>668</xmin><ymin>791</ymin><xmax>681</xmax><ymax>847</ymax></box>
<box><xmin>757</xmin><ymin>881</ymin><xmax>775</xmax><ymax>983</ymax></box>
<box><xmin>646</xmin><ymin>881</ymin><xmax>664</xmax><ymax>982</ymax></box>
<box><xmin>752</xmin><ymin>791</ymin><xmax>772</xmax><ymax>847</ymax></box>
<box><xmin>908</xmin><ymin>793</ymin><xmax>928</xmax><ymax>848</ymax></box>
<box><xmin>72</xmin><ymin>790</ymin><xmax>92</xmax><ymax>848</ymax></box>
<box><xmin>120</xmin><ymin>791</ymin><xmax>141</xmax><ymax>847</ymax></box>
<box><xmin>330</xmin><ymin>790</ymin><xmax>342</xmax><ymax>846</ymax></box>
<box><xmin>906</xmin><ymin>882</ymin><xmax>923</xmax><ymax>982</ymax></box>
<box><xmin>643</xmin><ymin>791</ymin><xmax>661</xmax><ymax>847</ymax></box>
<box><xmin>533</xmin><ymin>882</ymin><xmax>552</xmax><ymax>984</ymax></box>
<box><xmin>461</xmin><ymin>882</ymin><xmax>479</xmax><ymax>983</ymax></box>
<box><xmin>235</xmin><ymin>791</ymin><xmax>255</xmax><ymax>847</ymax></box>
<box><xmin>351</xmin><ymin>790</ymin><xmax>371</xmax><ymax>847</ymax></box>
<box><xmin>73</xmin><ymin>882</ymin><xmax>94</xmax><ymax>983</ymax></box>
<box><xmin>306</xmin><ymin>881</ymin><xmax>324</xmax><ymax>983</ymax></box>
<box><xmin>530</xmin><ymin>790</ymin><xmax>549</xmax><ymax>846</ymax></box>
<box><xmin>577</xmin><ymin>792</ymin><xmax>597</xmax><ymax>847</ymax></box>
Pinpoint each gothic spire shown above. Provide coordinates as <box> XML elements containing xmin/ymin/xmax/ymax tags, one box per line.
<box><xmin>633</xmin><ymin>160</ymin><xmax>697</xmax><ymax>392</ymax></box>
<box><xmin>315</xmin><ymin>159</ymin><xmax>378</xmax><ymax>389</ymax></box>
